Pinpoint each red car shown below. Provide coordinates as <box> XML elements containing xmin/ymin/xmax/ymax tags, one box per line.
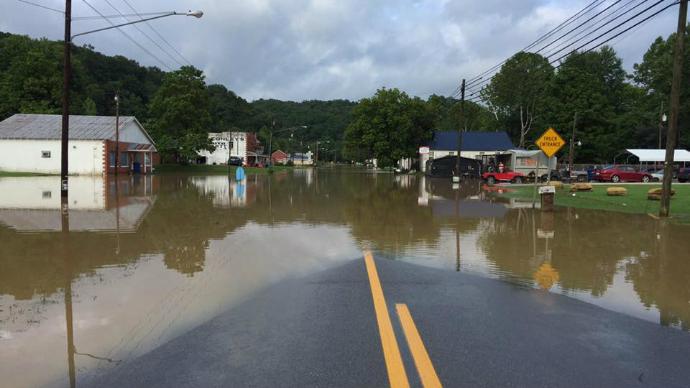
<box><xmin>595</xmin><ymin>165</ymin><xmax>652</xmax><ymax>183</ymax></box>
<box><xmin>482</xmin><ymin>170</ymin><xmax>526</xmax><ymax>184</ymax></box>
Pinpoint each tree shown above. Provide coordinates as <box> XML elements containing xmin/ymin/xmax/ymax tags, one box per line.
<box><xmin>0</xmin><ymin>32</ymin><xmax>164</xmax><ymax>120</ymax></box>
<box><xmin>544</xmin><ymin>46</ymin><xmax>629</xmax><ymax>162</ymax></box>
<box><xmin>81</xmin><ymin>97</ymin><xmax>97</xmax><ymax>115</ymax></box>
<box><xmin>633</xmin><ymin>25</ymin><xmax>690</xmax><ymax>147</ymax></box>
<box><xmin>426</xmin><ymin>94</ymin><xmax>498</xmax><ymax>132</ymax></box>
<box><xmin>206</xmin><ymin>84</ymin><xmax>256</xmax><ymax>131</ymax></box>
<box><xmin>148</xmin><ymin>66</ymin><xmax>213</xmax><ymax>163</ymax></box>
<box><xmin>481</xmin><ymin>52</ymin><xmax>554</xmax><ymax>147</ymax></box>
<box><xmin>343</xmin><ymin>88</ymin><xmax>434</xmax><ymax>168</ymax></box>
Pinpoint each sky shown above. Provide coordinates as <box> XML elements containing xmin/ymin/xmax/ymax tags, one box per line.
<box><xmin>0</xmin><ymin>0</ymin><xmax>680</xmax><ymax>101</ymax></box>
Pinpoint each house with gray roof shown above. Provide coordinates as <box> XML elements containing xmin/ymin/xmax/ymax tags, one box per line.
<box><xmin>0</xmin><ymin>114</ymin><xmax>158</xmax><ymax>175</ymax></box>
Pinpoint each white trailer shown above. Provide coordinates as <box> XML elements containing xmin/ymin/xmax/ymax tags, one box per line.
<box><xmin>506</xmin><ymin>149</ymin><xmax>557</xmax><ymax>179</ymax></box>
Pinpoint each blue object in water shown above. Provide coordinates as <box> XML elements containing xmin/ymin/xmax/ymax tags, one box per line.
<box><xmin>235</xmin><ymin>166</ymin><xmax>246</xmax><ymax>181</ymax></box>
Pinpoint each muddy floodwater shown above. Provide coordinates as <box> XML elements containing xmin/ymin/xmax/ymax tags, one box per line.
<box><xmin>1</xmin><ymin>168</ymin><xmax>689</xmax><ymax>387</ymax></box>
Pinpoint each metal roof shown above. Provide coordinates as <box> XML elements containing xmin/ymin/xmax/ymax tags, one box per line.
<box><xmin>0</xmin><ymin>113</ymin><xmax>137</xmax><ymax>141</ymax></box>
<box><xmin>626</xmin><ymin>149</ymin><xmax>690</xmax><ymax>162</ymax></box>
<box><xmin>428</xmin><ymin>131</ymin><xmax>514</xmax><ymax>151</ymax></box>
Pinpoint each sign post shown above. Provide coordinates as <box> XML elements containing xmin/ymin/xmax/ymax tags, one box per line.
<box><xmin>535</xmin><ymin>128</ymin><xmax>566</xmax><ymax>211</ymax></box>
<box><xmin>535</xmin><ymin>127</ymin><xmax>566</xmax><ymax>182</ymax></box>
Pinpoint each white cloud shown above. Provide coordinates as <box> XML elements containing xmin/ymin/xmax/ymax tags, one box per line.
<box><xmin>0</xmin><ymin>0</ymin><xmax>679</xmax><ymax>101</ymax></box>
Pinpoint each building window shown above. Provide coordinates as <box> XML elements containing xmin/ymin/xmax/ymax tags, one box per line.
<box><xmin>41</xmin><ymin>151</ymin><xmax>51</xmax><ymax>158</ymax></box>
<box><xmin>120</xmin><ymin>152</ymin><xmax>128</xmax><ymax>166</ymax></box>
<box><xmin>109</xmin><ymin>152</ymin><xmax>116</xmax><ymax>167</ymax></box>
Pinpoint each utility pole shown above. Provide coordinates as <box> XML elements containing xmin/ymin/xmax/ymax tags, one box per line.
<box><xmin>315</xmin><ymin>140</ymin><xmax>319</xmax><ymax>166</ymax></box>
<box><xmin>454</xmin><ymin>79</ymin><xmax>465</xmax><ymax>181</ymax></box>
<box><xmin>61</xmin><ymin>0</ymin><xmax>72</xmax><ymax>199</ymax></box>
<box><xmin>660</xmin><ymin>0</ymin><xmax>687</xmax><ymax>217</ymax></box>
<box><xmin>568</xmin><ymin>112</ymin><xmax>577</xmax><ymax>173</ymax></box>
<box><xmin>268</xmin><ymin>120</ymin><xmax>275</xmax><ymax>167</ymax></box>
<box><xmin>114</xmin><ymin>93</ymin><xmax>120</xmax><ymax>176</ymax></box>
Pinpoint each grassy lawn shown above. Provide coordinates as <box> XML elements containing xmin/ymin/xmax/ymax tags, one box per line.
<box><xmin>154</xmin><ymin>164</ymin><xmax>297</xmax><ymax>175</ymax></box>
<box><xmin>0</xmin><ymin>171</ymin><xmax>56</xmax><ymax>177</ymax></box>
<box><xmin>498</xmin><ymin>183</ymin><xmax>690</xmax><ymax>222</ymax></box>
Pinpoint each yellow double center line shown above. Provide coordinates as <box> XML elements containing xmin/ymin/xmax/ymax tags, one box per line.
<box><xmin>364</xmin><ymin>251</ymin><xmax>442</xmax><ymax>388</ymax></box>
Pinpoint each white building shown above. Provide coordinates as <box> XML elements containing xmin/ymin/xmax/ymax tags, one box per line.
<box><xmin>0</xmin><ymin>114</ymin><xmax>157</xmax><ymax>175</ymax></box>
<box><xmin>419</xmin><ymin>131</ymin><xmax>515</xmax><ymax>172</ymax></box>
<box><xmin>291</xmin><ymin>151</ymin><xmax>314</xmax><ymax>166</ymax></box>
<box><xmin>197</xmin><ymin>132</ymin><xmax>258</xmax><ymax>165</ymax></box>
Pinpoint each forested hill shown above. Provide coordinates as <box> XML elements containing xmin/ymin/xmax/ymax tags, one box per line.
<box><xmin>0</xmin><ymin>31</ymin><xmax>164</xmax><ymax>120</ymax></box>
<box><xmin>3</xmin><ymin>29</ymin><xmax>689</xmax><ymax>165</ymax></box>
<box><xmin>0</xmin><ymin>32</ymin><xmax>356</xmax><ymax>150</ymax></box>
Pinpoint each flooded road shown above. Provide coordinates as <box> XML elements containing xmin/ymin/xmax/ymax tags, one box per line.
<box><xmin>1</xmin><ymin>168</ymin><xmax>689</xmax><ymax>387</ymax></box>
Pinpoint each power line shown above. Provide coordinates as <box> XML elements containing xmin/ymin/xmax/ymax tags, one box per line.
<box><xmin>539</xmin><ymin>0</ymin><xmax>644</xmax><ymax>58</ymax></box>
<box><xmin>119</xmin><ymin>0</ymin><xmax>193</xmax><ymax>66</ymax></box>
<box><xmin>16</xmin><ymin>0</ymin><xmax>63</xmax><ymax>14</ymax></box>
<box><xmin>462</xmin><ymin>0</ymin><xmax>665</xmax><ymax>97</ymax></box>
<box><xmin>534</xmin><ymin>0</ymin><xmax>628</xmax><ymax>55</ymax></box>
<box><xmin>80</xmin><ymin>0</ymin><xmax>171</xmax><ymax>70</ymax></box>
<box><xmin>101</xmin><ymin>0</ymin><xmax>183</xmax><ymax>67</ymax></box>
<box><xmin>462</xmin><ymin>0</ymin><xmax>607</xmax><ymax>89</ymax></box>
<box><xmin>550</xmin><ymin>0</ymin><xmax>672</xmax><ymax>65</ymax></box>
<box><xmin>73</xmin><ymin>11</ymin><xmax>171</xmax><ymax>20</ymax></box>
<box><xmin>541</xmin><ymin>0</ymin><xmax>656</xmax><ymax>60</ymax></box>
<box><xmin>461</xmin><ymin>1</ymin><xmax>678</xmax><ymax>105</ymax></box>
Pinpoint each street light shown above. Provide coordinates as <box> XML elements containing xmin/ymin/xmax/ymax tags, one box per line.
<box><xmin>61</xmin><ymin>2</ymin><xmax>203</xmax><ymax>199</ymax></box>
<box><xmin>268</xmin><ymin>125</ymin><xmax>307</xmax><ymax>166</ymax></box>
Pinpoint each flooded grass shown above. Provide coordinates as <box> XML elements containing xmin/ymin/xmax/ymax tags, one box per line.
<box><xmin>498</xmin><ymin>183</ymin><xmax>690</xmax><ymax>220</ymax></box>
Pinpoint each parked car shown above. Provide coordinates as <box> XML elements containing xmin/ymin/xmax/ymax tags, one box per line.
<box><xmin>678</xmin><ymin>167</ymin><xmax>690</xmax><ymax>183</ymax></box>
<box><xmin>594</xmin><ymin>165</ymin><xmax>652</xmax><ymax>183</ymax></box>
<box><xmin>646</xmin><ymin>168</ymin><xmax>665</xmax><ymax>182</ymax></box>
<box><xmin>228</xmin><ymin>156</ymin><xmax>243</xmax><ymax>166</ymax></box>
<box><xmin>482</xmin><ymin>170</ymin><xmax>527</xmax><ymax>185</ymax></box>
<box><xmin>526</xmin><ymin>169</ymin><xmax>562</xmax><ymax>183</ymax></box>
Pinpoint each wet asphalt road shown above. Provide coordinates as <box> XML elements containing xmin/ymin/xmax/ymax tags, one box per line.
<box><xmin>89</xmin><ymin>257</ymin><xmax>690</xmax><ymax>388</ymax></box>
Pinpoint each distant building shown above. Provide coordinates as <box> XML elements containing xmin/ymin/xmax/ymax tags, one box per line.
<box><xmin>292</xmin><ymin>151</ymin><xmax>313</xmax><ymax>166</ymax></box>
<box><xmin>197</xmin><ymin>132</ymin><xmax>260</xmax><ymax>166</ymax></box>
<box><xmin>419</xmin><ymin>131</ymin><xmax>514</xmax><ymax>172</ymax></box>
<box><xmin>271</xmin><ymin>150</ymin><xmax>288</xmax><ymax>165</ymax></box>
<box><xmin>0</xmin><ymin>114</ymin><xmax>158</xmax><ymax>175</ymax></box>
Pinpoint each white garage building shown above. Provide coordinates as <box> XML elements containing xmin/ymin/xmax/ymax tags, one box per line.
<box><xmin>0</xmin><ymin>114</ymin><xmax>158</xmax><ymax>175</ymax></box>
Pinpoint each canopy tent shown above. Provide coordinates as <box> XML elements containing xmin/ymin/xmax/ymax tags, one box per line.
<box><xmin>625</xmin><ymin>149</ymin><xmax>690</xmax><ymax>162</ymax></box>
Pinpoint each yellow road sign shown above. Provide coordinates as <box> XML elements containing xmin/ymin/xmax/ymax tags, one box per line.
<box><xmin>536</xmin><ymin>128</ymin><xmax>566</xmax><ymax>158</ymax></box>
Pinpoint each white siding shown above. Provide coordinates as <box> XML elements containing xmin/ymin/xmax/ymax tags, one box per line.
<box><xmin>119</xmin><ymin>121</ymin><xmax>152</xmax><ymax>144</ymax></box>
<box><xmin>0</xmin><ymin>139</ymin><xmax>104</xmax><ymax>175</ymax></box>
<box><xmin>421</xmin><ymin>150</ymin><xmax>499</xmax><ymax>172</ymax></box>
<box><xmin>198</xmin><ymin>132</ymin><xmax>249</xmax><ymax>165</ymax></box>
<box><xmin>0</xmin><ymin>175</ymin><xmax>105</xmax><ymax>209</ymax></box>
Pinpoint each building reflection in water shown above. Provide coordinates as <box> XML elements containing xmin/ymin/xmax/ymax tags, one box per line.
<box><xmin>190</xmin><ymin>175</ymin><xmax>257</xmax><ymax>208</ymax></box>
<box><xmin>0</xmin><ymin>175</ymin><xmax>155</xmax><ymax>233</ymax></box>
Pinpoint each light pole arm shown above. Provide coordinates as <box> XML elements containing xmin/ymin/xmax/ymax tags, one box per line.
<box><xmin>71</xmin><ymin>11</ymin><xmax>200</xmax><ymax>40</ymax></box>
